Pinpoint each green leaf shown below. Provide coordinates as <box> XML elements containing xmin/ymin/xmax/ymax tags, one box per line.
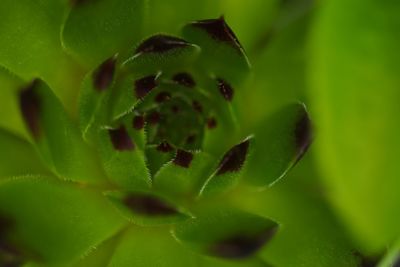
<box><xmin>62</xmin><ymin>0</ymin><xmax>146</xmax><ymax>67</ymax></box>
<box><xmin>154</xmin><ymin>151</ymin><xmax>216</xmax><ymax>201</ymax></box>
<box><xmin>309</xmin><ymin>0</ymin><xmax>400</xmax><ymax>252</ymax></box>
<box><xmin>122</xmin><ymin>34</ymin><xmax>200</xmax><ymax>76</ymax></box>
<box><xmin>231</xmin><ymin>159</ymin><xmax>360</xmax><ymax>267</ymax></box>
<box><xmin>0</xmin><ymin>129</ymin><xmax>49</xmax><ymax>179</ymax></box>
<box><xmin>173</xmin><ymin>209</ymin><xmax>278</xmax><ymax>259</ymax></box>
<box><xmin>244</xmin><ymin>103</ymin><xmax>312</xmax><ymax>188</ymax></box>
<box><xmin>78</xmin><ymin>55</ymin><xmax>118</xmax><ymax>141</ymax></box>
<box><xmin>18</xmin><ymin>79</ymin><xmax>104</xmax><ymax>183</ymax></box>
<box><xmin>97</xmin><ymin>116</ymin><xmax>151</xmax><ymax>191</ymax></box>
<box><xmin>108</xmin><ymin>227</ymin><xmax>199</xmax><ymax>267</ymax></box>
<box><xmin>105</xmin><ymin>190</ymin><xmax>192</xmax><ymax>226</ymax></box>
<box><xmin>182</xmin><ymin>17</ymin><xmax>250</xmax><ymax>87</ymax></box>
<box><xmin>199</xmin><ymin>136</ymin><xmax>253</xmax><ymax>197</ymax></box>
<box><xmin>0</xmin><ymin>176</ymin><xmax>127</xmax><ymax>263</ymax></box>
<box><xmin>0</xmin><ymin>67</ymin><xmax>27</xmax><ymax>138</ymax></box>
<box><xmin>0</xmin><ymin>0</ymin><xmax>83</xmax><ymax>109</ymax></box>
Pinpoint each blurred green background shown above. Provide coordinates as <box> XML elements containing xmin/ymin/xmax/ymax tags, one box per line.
<box><xmin>1</xmin><ymin>0</ymin><xmax>400</xmax><ymax>266</ymax></box>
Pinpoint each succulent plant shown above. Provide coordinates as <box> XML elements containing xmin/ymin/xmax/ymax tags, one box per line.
<box><xmin>3</xmin><ymin>0</ymin><xmax>397</xmax><ymax>266</ymax></box>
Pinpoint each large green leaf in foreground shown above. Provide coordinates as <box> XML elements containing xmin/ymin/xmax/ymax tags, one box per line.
<box><xmin>309</xmin><ymin>0</ymin><xmax>400</xmax><ymax>253</ymax></box>
<box><xmin>0</xmin><ymin>176</ymin><xmax>127</xmax><ymax>263</ymax></box>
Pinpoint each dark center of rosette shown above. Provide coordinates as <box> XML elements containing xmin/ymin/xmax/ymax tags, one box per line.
<box><xmin>143</xmin><ymin>95</ymin><xmax>207</xmax><ymax>151</ymax></box>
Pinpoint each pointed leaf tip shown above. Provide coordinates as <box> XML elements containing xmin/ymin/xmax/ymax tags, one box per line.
<box><xmin>135</xmin><ymin>34</ymin><xmax>192</xmax><ymax>55</ymax></box>
<box><xmin>92</xmin><ymin>55</ymin><xmax>117</xmax><ymax>91</ymax></box>
<box><xmin>217</xmin><ymin>139</ymin><xmax>250</xmax><ymax>175</ymax></box>
<box><xmin>189</xmin><ymin>17</ymin><xmax>244</xmax><ymax>53</ymax></box>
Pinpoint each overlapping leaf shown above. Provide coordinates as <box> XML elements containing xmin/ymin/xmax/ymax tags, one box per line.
<box><xmin>18</xmin><ymin>79</ymin><xmax>104</xmax><ymax>183</ymax></box>
<box><xmin>0</xmin><ymin>176</ymin><xmax>127</xmax><ymax>264</ymax></box>
<box><xmin>244</xmin><ymin>103</ymin><xmax>312</xmax><ymax>188</ymax></box>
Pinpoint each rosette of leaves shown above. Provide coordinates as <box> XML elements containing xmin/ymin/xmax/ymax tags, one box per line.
<box><xmin>0</xmin><ymin>1</ymin><xmax>318</xmax><ymax>266</ymax></box>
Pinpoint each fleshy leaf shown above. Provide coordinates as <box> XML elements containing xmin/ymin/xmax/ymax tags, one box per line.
<box><xmin>78</xmin><ymin>55</ymin><xmax>118</xmax><ymax>141</ymax></box>
<box><xmin>122</xmin><ymin>34</ymin><xmax>200</xmax><ymax>76</ymax></box>
<box><xmin>173</xmin><ymin>209</ymin><xmax>278</xmax><ymax>259</ymax></box>
<box><xmin>232</xmin><ymin>161</ymin><xmax>360</xmax><ymax>267</ymax></box>
<box><xmin>62</xmin><ymin>0</ymin><xmax>146</xmax><ymax>67</ymax></box>
<box><xmin>309</xmin><ymin>0</ymin><xmax>400</xmax><ymax>252</ymax></box>
<box><xmin>182</xmin><ymin>17</ymin><xmax>250</xmax><ymax>86</ymax></box>
<box><xmin>105</xmin><ymin>191</ymin><xmax>192</xmax><ymax>226</ymax></box>
<box><xmin>0</xmin><ymin>176</ymin><xmax>127</xmax><ymax>263</ymax></box>
<box><xmin>244</xmin><ymin>103</ymin><xmax>312</xmax><ymax>188</ymax></box>
<box><xmin>108</xmin><ymin>227</ymin><xmax>199</xmax><ymax>267</ymax></box>
<box><xmin>18</xmin><ymin>79</ymin><xmax>105</xmax><ymax>183</ymax></box>
<box><xmin>0</xmin><ymin>67</ymin><xmax>27</xmax><ymax>138</ymax></box>
<box><xmin>97</xmin><ymin>117</ymin><xmax>151</xmax><ymax>191</ymax></box>
<box><xmin>154</xmin><ymin>151</ymin><xmax>216</xmax><ymax>201</ymax></box>
<box><xmin>0</xmin><ymin>0</ymin><xmax>83</xmax><ymax>109</ymax></box>
<box><xmin>200</xmin><ymin>137</ymin><xmax>253</xmax><ymax>197</ymax></box>
<box><xmin>0</xmin><ymin>128</ymin><xmax>49</xmax><ymax>179</ymax></box>
<box><xmin>110</xmin><ymin>72</ymin><xmax>162</xmax><ymax>120</ymax></box>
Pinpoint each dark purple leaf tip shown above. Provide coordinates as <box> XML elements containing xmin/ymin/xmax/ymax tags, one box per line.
<box><xmin>190</xmin><ymin>17</ymin><xmax>244</xmax><ymax>53</ymax></box>
<box><xmin>172</xmin><ymin>72</ymin><xmax>196</xmax><ymax>88</ymax></box>
<box><xmin>209</xmin><ymin>226</ymin><xmax>278</xmax><ymax>259</ymax></box>
<box><xmin>186</xmin><ymin>134</ymin><xmax>196</xmax><ymax>144</ymax></box>
<box><xmin>157</xmin><ymin>142</ymin><xmax>174</xmax><ymax>153</ymax></box>
<box><xmin>146</xmin><ymin>111</ymin><xmax>161</xmax><ymax>125</ymax></box>
<box><xmin>133</xmin><ymin>115</ymin><xmax>145</xmax><ymax>130</ymax></box>
<box><xmin>135</xmin><ymin>75</ymin><xmax>158</xmax><ymax>99</ymax></box>
<box><xmin>19</xmin><ymin>79</ymin><xmax>41</xmax><ymax>140</ymax></box>
<box><xmin>92</xmin><ymin>55</ymin><xmax>117</xmax><ymax>91</ymax></box>
<box><xmin>294</xmin><ymin>108</ymin><xmax>312</xmax><ymax>160</ymax></box>
<box><xmin>109</xmin><ymin>126</ymin><xmax>135</xmax><ymax>151</ymax></box>
<box><xmin>135</xmin><ymin>34</ymin><xmax>191</xmax><ymax>54</ymax></box>
<box><xmin>173</xmin><ymin>149</ymin><xmax>194</xmax><ymax>168</ymax></box>
<box><xmin>217</xmin><ymin>78</ymin><xmax>234</xmax><ymax>101</ymax></box>
<box><xmin>207</xmin><ymin>117</ymin><xmax>217</xmax><ymax>129</ymax></box>
<box><xmin>217</xmin><ymin>139</ymin><xmax>250</xmax><ymax>175</ymax></box>
<box><xmin>192</xmin><ymin>100</ymin><xmax>203</xmax><ymax>113</ymax></box>
<box><xmin>124</xmin><ymin>193</ymin><xmax>179</xmax><ymax>216</ymax></box>
<box><xmin>155</xmin><ymin>92</ymin><xmax>172</xmax><ymax>103</ymax></box>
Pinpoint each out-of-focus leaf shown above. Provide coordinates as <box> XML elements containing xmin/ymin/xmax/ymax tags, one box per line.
<box><xmin>97</xmin><ymin>116</ymin><xmax>151</xmax><ymax>191</ymax></box>
<box><xmin>0</xmin><ymin>67</ymin><xmax>27</xmax><ymax>138</ymax></box>
<box><xmin>200</xmin><ymin>137</ymin><xmax>253</xmax><ymax>197</ymax></box>
<box><xmin>199</xmin><ymin>257</ymin><xmax>270</xmax><ymax>267</ymax></box>
<box><xmin>0</xmin><ymin>0</ymin><xmax>83</xmax><ymax>109</ymax></box>
<box><xmin>231</xmin><ymin>157</ymin><xmax>360</xmax><ymax>267</ymax></box>
<box><xmin>105</xmin><ymin>190</ymin><xmax>192</xmax><ymax>226</ymax></box>
<box><xmin>0</xmin><ymin>176</ymin><xmax>127</xmax><ymax>264</ymax></box>
<box><xmin>173</xmin><ymin>209</ymin><xmax>278</xmax><ymax>260</ymax></box>
<box><xmin>18</xmin><ymin>79</ymin><xmax>104</xmax><ymax>183</ymax></box>
<box><xmin>377</xmin><ymin>239</ymin><xmax>400</xmax><ymax>267</ymax></box>
<box><xmin>220</xmin><ymin>0</ymin><xmax>279</xmax><ymax>51</ymax></box>
<box><xmin>146</xmin><ymin>0</ymin><xmax>222</xmax><ymax>35</ymax></box>
<box><xmin>108</xmin><ymin>227</ymin><xmax>199</xmax><ymax>267</ymax></box>
<box><xmin>0</xmin><ymin>129</ymin><xmax>48</xmax><ymax>179</ymax></box>
<box><xmin>309</xmin><ymin>0</ymin><xmax>400</xmax><ymax>252</ymax></box>
<box><xmin>244</xmin><ymin>103</ymin><xmax>312</xmax><ymax>188</ymax></box>
<box><xmin>154</xmin><ymin>151</ymin><xmax>215</xmax><ymax>201</ymax></box>
<box><xmin>62</xmin><ymin>0</ymin><xmax>146</xmax><ymax>68</ymax></box>
<box><xmin>182</xmin><ymin>17</ymin><xmax>250</xmax><ymax>87</ymax></box>
<box><xmin>240</xmin><ymin>15</ymin><xmax>311</xmax><ymax>129</ymax></box>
